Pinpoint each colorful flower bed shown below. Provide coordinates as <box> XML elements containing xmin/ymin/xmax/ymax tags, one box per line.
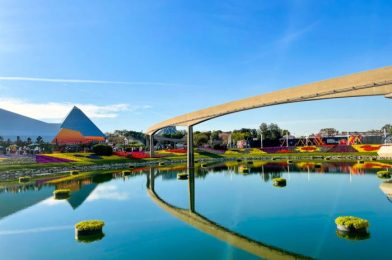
<box><xmin>261</xmin><ymin>147</ymin><xmax>295</xmax><ymax>154</ymax></box>
<box><xmin>38</xmin><ymin>153</ymin><xmax>124</xmax><ymax>163</ymax></box>
<box><xmin>296</xmin><ymin>146</ymin><xmax>320</xmax><ymax>153</ymax></box>
<box><xmin>328</xmin><ymin>145</ymin><xmax>358</xmax><ymax>153</ymax></box>
<box><xmin>352</xmin><ymin>145</ymin><xmax>381</xmax><ymax>152</ymax></box>
<box><xmin>36</xmin><ymin>155</ymin><xmax>75</xmax><ymax>164</ymax></box>
<box><xmin>114</xmin><ymin>151</ymin><xmax>151</xmax><ymax>159</ymax></box>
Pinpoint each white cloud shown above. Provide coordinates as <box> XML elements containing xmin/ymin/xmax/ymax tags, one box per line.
<box><xmin>0</xmin><ymin>76</ymin><xmax>187</xmax><ymax>87</ymax></box>
<box><xmin>0</xmin><ymin>97</ymin><xmax>148</xmax><ymax>122</ymax></box>
<box><xmin>86</xmin><ymin>184</ymin><xmax>129</xmax><ymax>202</ymax></box>
<box><xmin>40</xmin><ymin>197</ymin><xmax>67</xmax><ymax>206</ymax></box>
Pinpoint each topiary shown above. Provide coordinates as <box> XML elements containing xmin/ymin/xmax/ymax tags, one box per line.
<box><xmin>272</xmin><ymin>177</ymin><xmax>286</xmax><ymax>187</ymax></box>
<box><xmin>92</xmin><ymin>144</ymin><xmax>113</xmax><ymax>156</ymax></box>
<box><xmin>377</xmin><ymin>171</ymin><xmax>391</xmax><ymax>179</ymax></box>
<box><xmin>75</xmin><ymin>220</ymin><xmax>105</xmax><ymax>238</ymax></box>
<box><xmin>335</xmin><ymin>216</ymin><xmax>369</xmax><ymax>232</ymax></box>
<box><xmin>53</xmin><ymin>189</ymin><xmax>71</xmax><ymax>199</ymax></box>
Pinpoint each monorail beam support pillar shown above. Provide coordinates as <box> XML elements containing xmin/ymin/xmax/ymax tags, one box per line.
<box><xmin>187</xmin><ymin>126</ymin><xmax>194</xmax><ymax>169</ymax></box>
<box><xmin>149</xmin><ymin>134</ymin><xmax>154</xmax><ymax>158</ymax></box>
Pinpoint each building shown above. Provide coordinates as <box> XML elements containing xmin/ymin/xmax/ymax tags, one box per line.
<box><xmin>52</xmin><ymin>106</ymin><xmax>105</xmax><ymax>145</ymax></box>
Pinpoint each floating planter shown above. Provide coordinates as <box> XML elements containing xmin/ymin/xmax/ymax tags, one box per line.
<box><xmin>246</xmin><ymin>161</ymin><xmax>254</xmax><ymax>165</ymax></box>
<box><xmin>70</xmin><ymin>170</ymin><xmax>80</xmax><ymax>176</ymax></box>
<box><xmin>377</xmin><ymin>171</ymin><xmax>391</xmax><ymax>179</ymax></box>
<box><xmin>18</xmin><ymin>176</ymin><xmax>31</xmax><ymax>183</ymax></box>
<box><xmin>159</xmin><ymin>162</ymin><xmax>165</xmax><ymax>166</ymax></box>
<box><xmin>324</xmin><ymin>157</ymin><xmax>331</xmax><ymax>161</ymax></box>
<box><xmin>239</xmin><ymin>167</ymin><xmax>249</xmax><ymax>173</ymax></box>
<box><xmin>122</xmin><ymin>170</ymin><xmax>131</xmax><ymax>176</ymax></box>
<box><xmin>177</xmin><ymin>173</ymin><xmax>188</xmax><ymax>180</ymax></box>
<box><xmin>236</xmin><ymin>159</ymin><xmax>242</xmax><ymax>162</ymax></box>
<box><xmin>200</xmin><ymin>163</ymin><xmax>207</xmax><ymax>168</ymax></box>
<box><xmin>335</xmin><ymin>216</ymin><xmax>369</xmax><ymax>234</ymax></box>
<box><xmin>357</xmin><ymin>160</ymin><xmax>365</xmax><ymax>164</ymax></box>
<box><xmin>53</xmin><ymin>189</ymin><xmax>71</xmax><ymax>200</ymax></box>
<box><xmin>272</xmin><ymin>178</ymin><xmax>286</xmax><ymax>187</ymax></box>
<box><xmin>287</xmin><ymin>160</ymin><xmax>293</xmax><ymax>164</ymax></box>
<box><xmin>75</xmin><ymin>220</ymin><xmax>105</xmax><ymax>242</ymax></box>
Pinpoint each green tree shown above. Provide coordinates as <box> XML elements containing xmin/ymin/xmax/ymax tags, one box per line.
<box><xmin>36</xmin><ymin>136</ymin><xmax>44</xmax><ymax>145</ymax></box>
<box><xmin>258</xmin><ymin>123</ymin><xmax>290</xmax><ymax>141</ymax></box>
<box><xmin>382</xmin><ymin>124</ymin><xmax>392</xmax><ymax>135</ymax></box>
<box><xmin>193</xmin><ymin>132</ymin><xmax>209</xmax><ymax>146</ymax></box>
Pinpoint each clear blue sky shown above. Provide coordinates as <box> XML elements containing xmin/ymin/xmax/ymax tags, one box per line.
<box><xmin>0</xmin><ymin>0</ymin><xmax>391</xmax><ymax>136</ymax></box>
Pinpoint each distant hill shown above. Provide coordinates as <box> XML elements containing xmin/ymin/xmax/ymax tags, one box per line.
<box><xmin>0</xmin><ymin>108</ymin><xmax>60</xmax><ymax>141</ymax></box>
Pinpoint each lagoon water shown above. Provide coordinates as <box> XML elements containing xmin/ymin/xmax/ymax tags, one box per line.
<box><xmin>0</xmin><ymin>162</ymin><xmax>392</xmax><ymax>259</ymax></box>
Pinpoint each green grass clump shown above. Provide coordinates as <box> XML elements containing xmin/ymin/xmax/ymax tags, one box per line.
<box><xmin>335</xmin><ymin>216</ymin><xmax>369</xmax><ymax>230</ymax></box>
<box><xmin>70</xmin><ymin>170</ymin><xmax>80</xmax><ymax>176</ymax></box>
<box><xmin>377</xmin><ymin>171</ymin><xmax>391</xmax><ymax>179</ymax></box>
<box><xmin>53</xmin><ymin>189</ymin><xmax>71</xmax><ymax>199</ymax></box>
<box><xmin>177</xmin><ymin>173</ymin><xmax>188</xmax><ymax>180</ymax></box>
<box><xmin>75</xmin><ymin>220</ymin><xmax>105</xmax><ymax>232</ymax></box>
<box><xmin>19</xmin><ymin>176</ymin><xmax>31</xmax><ymax>183</ymax></box>
<box><xmin>272</xmin><ymin>177</ymin><xmax>286</xmax><ymax>187</ymax></box>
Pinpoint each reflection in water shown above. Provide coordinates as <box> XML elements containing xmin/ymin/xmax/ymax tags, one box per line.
<box><xmin>147</xmin><ymin>168</ymin><xmax>312</xmax><ymax>260</ymax></box>
<box><xmin>1</xmin><ymin>161</ymin><xmax>390</xmax><ymax>222</ymax></box>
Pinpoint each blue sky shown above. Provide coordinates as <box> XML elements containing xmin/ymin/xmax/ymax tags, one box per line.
<box><xmin>0</xmin><ymin>0</ymin><xmax>391</xmax><ymax>136</ymax></box>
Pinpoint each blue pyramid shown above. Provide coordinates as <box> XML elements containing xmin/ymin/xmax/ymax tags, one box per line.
<box><xmin>61</xmin><ymin>106</ymin><xmax>105</xmax><ymax>137</ymax></box>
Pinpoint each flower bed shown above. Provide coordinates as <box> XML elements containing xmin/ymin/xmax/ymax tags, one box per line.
<box><xmin>353</xmin><ymin>145</ymin><xmax>381</xmax><ymax>152</ymax></box>
<box><xmin>296</xmin><ymin>146</ymin><xmax>320</xmax><ymax>153</ymax></box>
<box><xmin>36</xmin><ymin>155</ymin><xmax>75</xmax><ymax>164</ymax></box>
<box><xmin>328</xmin><ymin>145</ymin><xmax>358</xmax><ymax>153</ymax></box>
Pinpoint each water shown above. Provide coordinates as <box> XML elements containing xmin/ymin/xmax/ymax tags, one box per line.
<box><xmin>0</xmin><ymin>161</ymin><xmax>391</xmax><ymax>259</ymax></box>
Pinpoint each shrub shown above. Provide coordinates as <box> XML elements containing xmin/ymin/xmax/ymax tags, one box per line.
<box><xmin>19</xmin><ymin>176</ymin><xmax>31</xmax><ymax>183</ymax></box>
<box><xmin>75</xmin><ymin>220</ymin><xmax>105</xmax><ymax>239</ymax></box>
<box><xmin>272</xmin><ymin>178</ymin><xmax>286</xmax><ymax>187</ymax></box>
<box><xmin>75</xmin><ymin>220</ymin><xmax>105</xmax><ymax>232</ymax></box>
<box><xmin>53</xmin><ymin>189</ymin><xmax>71</xmax><ymax>199</ymax></box>
<box><xmin>377</xmin><ymin>171</ymin><xmax>391</xmax><ymax>179</ymax></box>
<box><xmin>92</xmin><ymin>144</ymin><xmax>113</xmax><ymax>156</ymax></box>
<box><xmin>335</xmin><ymin>216</ymin><xmax>369</xmax><ymax>230</ymax></box>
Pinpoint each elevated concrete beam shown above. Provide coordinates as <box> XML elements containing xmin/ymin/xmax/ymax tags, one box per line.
<box><xmin>146</xmin><ymin>66</ymin><xmax>392</xmax><ymax>135</ymax></box>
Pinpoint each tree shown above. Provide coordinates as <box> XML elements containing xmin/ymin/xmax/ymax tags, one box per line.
<box><xmin>36</xmin><ymin>136</ymin><xmax>44</xmax><ymax>144</ymax></box>
<box><xmin>258</xmin><ymin>123</ymin><xmax>290</xmax><ymax>141</ymax></box>
<box><xmin>27</xmin><ymin>137</ymin><xmax>32</xmax><ymax>145</ymax></box>
<box><xmin>193</xmin><ymin>132</ymin><xmax>209</xmax><ymax>146</ymax></box>
<box><xmin>382</xmin><ymin>124</ymin><xmax>392</xmax><ymax>135</ymax></box>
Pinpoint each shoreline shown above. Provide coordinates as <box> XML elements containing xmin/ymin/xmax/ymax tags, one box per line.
<box><xmin>1</xmin><ymin>153</ymin><xmax>391</xmax><ymax>181</ymax></box>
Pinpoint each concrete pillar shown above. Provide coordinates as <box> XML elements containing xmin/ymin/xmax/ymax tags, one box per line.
<box><xmin>187</xmin><ymin>126</ymin><xmax>194</xmax><ymax>169</ymax></box>
<box><xmin>188</xmin><ymin>167</ymin><xmax>195</xmax><ymax>213</ymax></box>
<box><xmin>149</xmin><ymin>134</ymin><xmax>154</xmax><ymax>158</ymax></box>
